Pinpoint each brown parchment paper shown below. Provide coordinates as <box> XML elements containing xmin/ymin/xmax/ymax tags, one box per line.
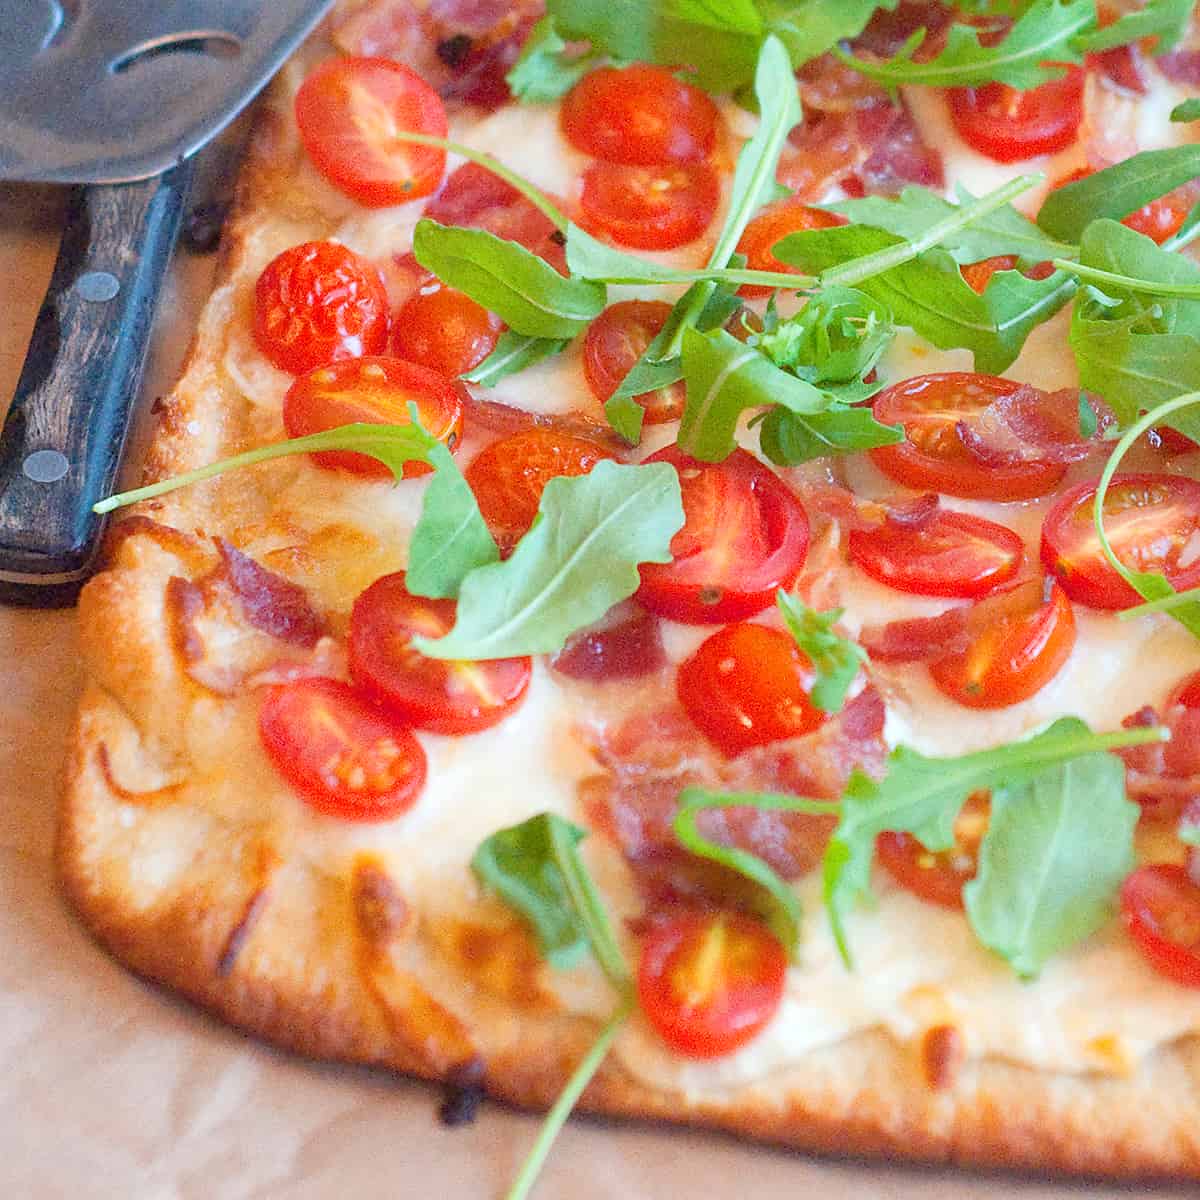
<box><xmin>0</xmin><ymin>174</ymin><xmax>1189</xmax><ymax>1200</ymax></box>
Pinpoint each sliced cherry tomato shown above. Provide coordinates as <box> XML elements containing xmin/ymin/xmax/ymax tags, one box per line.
<box><xmin>677</xmin><ymin>622</ymin><xmax>827</xmax><ymax>757</ymax></box>
<box><xmin>877</xmin><ymin>792</ymin><xmax>990</xmax><ymax>909</ymax></box>
<box><xmin>1040</xmin><ymin>473</ymin><xmax>1200</xmax><ymax>610</ymax></box>
<box><xmin>465</xmin><ymin>428</ymin><xmax>615</xmax><ymax>554</ymax></box>
<box><xmin>391</xmin><ymin>283</ymin><xmax>503</xmax><ymax>378</ymax></box>
<box><xmin>582</xmin><ymin>300</ymin><xmax>686</xmax><ymax>424</ymax></box>
<box><xmin>282</xmin><ymin>356</ymin><xmax>463</xmax><ymax>479</ymax></box>
<box><xmin>848</xmin><ymin>507</ymin><xmax>1024</xmax><ymax>599</ymax></box>
<box><xmin>637</xmin><ymin>912</ymin><xmax>787</xmax><ymax>1058</ymax></box>
<box><xmin>254</xmin><ymin>241</ymin><xmax>390</xmax><ymax>375</ymax></box>
<box><xmin>735</xmin><ymin>201</ymin><xmax>844</xmax><ymax>299</ymax></box>
<box><xmin>349</xmin><ymin>573</ymin><xmax>531</xmax><ymax>735</ymax></box>
<box><xmin>929</xmin><ymin>579</ymin><xmax>1076</xmax><ymax>709</ymax></box>
<box><xmin>295</xmin><ymin>56</ymin><xmax>448</xmax><ymax>207</ymax></box>
<box><xmin>561</xmin><ymin>63</ymin><xmax>720</xmax><ymax>165</ymax></box>
<box><xmin>580</xmin><ymin>161</ymin><xmax>720</xmax><ymax>251</ymax></box>
<box><xmin>258</xmin><ymin>677</ymin><xmax>427</xmax><ymax>821</ymax></box>
<box><xmin>1048</xmin><ymin>167</ymin><xmax>1195</xmax><ymax>245</ymax></box>
<box><xmin>636</xmin><ymin>446</ymin><xmax>810</xmax><ymax>624</ymax></box>
<box><xmin>947</xmin><ymin>68</ymin><xmax>1084</xmax><ymax>163</ymax></box>
<box><xmin>871</xmin><ymin>372</ymin><xmax>1067</xmax><ymax>501</ymax></box>
<box><xmin>1171</xmin><ymin>670</ymin><xmax>1200</xmax><ymax>712</ymax></box>
<box><xmin>959</xmin><ymin>255</ymin><xmax>1055</xmax><ymax>294</ymax></box>
<box><xmin>1121</xmin><ymin>864</ymin><xmax>1200</xmax><ymax>988</ymax></box>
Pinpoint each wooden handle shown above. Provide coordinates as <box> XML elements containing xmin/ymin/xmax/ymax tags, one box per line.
<box><xmin>0</xmin><ymin>161</ymin><xmax>193</xmax><ymax>605</ymax></box>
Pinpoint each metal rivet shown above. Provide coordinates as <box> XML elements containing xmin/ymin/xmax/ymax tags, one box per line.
<box><xmin>75</xmin><ymin>271</ymin><xmax>120</xmax><ymax>302</ymax></box>
<box><xmin>22</xmin><ymin>450</ymin><xmax>69</xmax><ymax>483</ymax></box>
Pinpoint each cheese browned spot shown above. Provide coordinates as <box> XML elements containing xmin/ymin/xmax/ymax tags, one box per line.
<box><xmin>216</xmin><ymin>844</ymin><xmax>282</xmax><ymax>976</ymax></box>
<box><xmin>921</xmin><ymin>1023</ymin><xmax>966</xmax><ymax>1092</ymax></box>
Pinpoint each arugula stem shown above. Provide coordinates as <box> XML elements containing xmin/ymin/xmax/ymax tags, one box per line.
<box><xmin>1053</xmin><ymin>258</ymin><xmax>1200</xmax><ymax>300</ymax></box>
<box><xmin>505</xmin><ymin>997</ymin><xmax>634</xmax><ymax>1200</ymax></box>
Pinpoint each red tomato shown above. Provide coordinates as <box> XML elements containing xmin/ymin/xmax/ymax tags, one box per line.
<box><xmin>254</xmin><ymin>241</ymin><xmax>390</xmax><ymax>375</ymax></box>
<box><xmin>735</xmin><ymin>201</ymin><xmax>844</xmax><ymax>298</ymax></box>
<box><xmin>294</xmin><ymin>56</ymin><xmax>448</xmax><ymax>207</ymax></box>
<box><xmin>871</xmin><ymin>373</ymin><xmax>1067</xmax><ymax>501</ymax></box>
<box><xmin>1040</xmin><ymin>474</ymin><xmax>1200</xmax><ymax>610</ymax></box>
<box><xmin>582</xmin><ymin>300</ymin><xmax>686</xmax><ymax>424</ymax></box>
<box><xmin>877</xmin><ymin>793</ymin><xmax>990</xmax><ymax>909</ymax></box>
<box><xmin>561</xmin><ymin>63</ymin><xmax>720</xmax><ymax>165</ymax></box>
<box><xmin>848</xmin><ymin>508</ymin><xmax>1024</xmax><ymax>599</ymax></box>
<box><xmin>959</xmin><ymin>255</ymin><xmax>1056</xmax><ymax>293</ymax></box>
<box><xmin>465</xmin><ymin>428</ymin><xmax>615</xmax><ymax>554</ymax></box>
<box><xmin>1121</xmin><ymin>864</ymin><xmax>1200</xmax><ymax>988</ymax></box>
<box><xmin>947</xmin><ymin>68</ymin><xmax>1084</xmax><ymax>162</ymax></box>
<box><xmin>1048</xmin><ymin>167</ymin><xmax>1195</xmax><ymax>245</ymax></box>
<box><xmin>258</xmin><ymin>677</ymin><xmax>427</xmax><ymax>821</ymax></box>
<box><xmin>676</xmin><ymin>622</ymin><xmax>827</xmax><ymax>757</ymax></box>
<box><xmin>580</xmin><ymin>161</ymin><xmax>720</xmax><ymax>251</ymax></box>
<box><xmin>930</xmin><ymin>579</ymin><xmax>1076</xmax><ymax>709</ymax></box>
<box><xmin>636</xmin><ymin>446</ymin><xmax>810</xmax><ymax>624</ymax></box>
<box><xmin>1171</xmin><ymin>670</ymin><xmax>1200</xmax><ymax>711</ymax></box>
<box><xmin>283</xmin><ymin>355</ymin><xmax>464</xmax><ymax>478</ymax></box>
<box><xmin>637</xmin><ymin>912</ymin><xmax>787</xmax><ymax>1058</ymax></box>
<box><xmin>391</xmin><ymin>283</ymin><xmax>503</xmax><ymax>378</ymax></box>
<box><xmin>348</xmin><ymin>573</ymin><xmax>531</xmax><ymax>735</ymax></box>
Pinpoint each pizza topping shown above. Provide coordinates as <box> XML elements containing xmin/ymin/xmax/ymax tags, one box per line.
<box><xmin>391</xmin><ymin>283</ymin><xmax>504</xmax><ymax>378</ymax></box>
<box><xmin>953</xmin><ymin>386</ymin><xmax>1111</xmax><ymax>468</ymax></box>
<box><xmin>877</xmin><ymin>792</ymin><xmax>989</xmax><ymax>910</ymax></box>
<box><xmin>775</xmin><ymin>590</ymin><xmax>869</xmax><ymax>714</ymax></box>
<box><xmin>1121</xmin><ymin>863</ymin><xmax>1200</xmax><ymax>988</ymax></box>
<box><xmin>859</xmin><ymin>605</ymin><xmax>976</xmax><ymax>663</ymax></box>
<box><xmin>213</xmin><ymin>540</ymin><xmax>326</xmax><ymax>649</ymax></box>
<box><xmin>583</xmin><ymin>300</ymin><xmax>687</xmax><ymax>424</ymax></box>
<box><xmin>1118</xmin><ymin>679</ymin><xmax>1200</xmax><ymax>819</ymax></box>
<box><xmin>920</xmin><ymin>1022</ymin><xmax>966</xmax><ymax>1091</ymax></box>
<box><xmin>734</xmin><ymin>201</ymin><xmax>845</xmax><ymax>299</ymax></box>
<box><xmin>216</xmin><ymin>845</ymin><xmax>283</xmax><ymax>976</ymax></box>
<box><xmin>578</xmin><ymin>160</ymin><xmax>722</xmax><ymax>251</ymax></box>
<box><xmin>550</xmin><ymin>601</ymin><xmax>667</xmax><ymax>682</ymax></box>
<box><xmin>948</xmin><ymin>68</ymin><xmax>1086</xmax><ymax>163</ymax></box>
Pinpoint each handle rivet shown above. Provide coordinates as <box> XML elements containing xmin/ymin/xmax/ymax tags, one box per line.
<box><xmin>75</xmin><ymin>271</ymin><xmax>120</xmax><ymax>302</ymax></box>
<box><xmin>22</xmin><ymin>450</ymin><xmax>70</xmax><ymax>483</ymax></box>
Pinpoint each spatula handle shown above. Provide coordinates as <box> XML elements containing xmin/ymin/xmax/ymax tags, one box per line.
<box><xmin>0</xmin><ymin>162</ymin><xmax>193</xmax><ymax>605</ymax></box>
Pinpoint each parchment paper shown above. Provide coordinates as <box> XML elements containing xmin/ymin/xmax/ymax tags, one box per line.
<box><xmin>0</xmin><ymin>171</ymin><xmax>1188</xmax><ymax>1200</ymax></box>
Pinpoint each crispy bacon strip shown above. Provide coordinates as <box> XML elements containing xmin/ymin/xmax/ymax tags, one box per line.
<box><xmin>215</xmin><ymin>540</ymin><xmax>325</xmax><ymax>649</ymax></box>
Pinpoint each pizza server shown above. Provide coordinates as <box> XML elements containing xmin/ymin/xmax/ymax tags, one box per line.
<box><xmin>0</xmin><ymin>0</ymin><xmax>335</xmax><ymax>604</ymax></box>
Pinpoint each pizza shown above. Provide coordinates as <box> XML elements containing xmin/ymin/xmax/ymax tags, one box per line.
<box><xmin>59</xmin><ymin>0</ymin><xmax>1200</xmax><ymax>1187</ymax></box>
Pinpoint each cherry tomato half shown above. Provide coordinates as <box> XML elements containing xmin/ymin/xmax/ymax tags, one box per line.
<box><xmin>877</xmin><ymin>793</ymin><xmax>990</xmax><ymax>909</ymax></box>
<box><xmin>560</xmin><ymin>64</ymin><xmax>720</xmax><ymax>165</ymax></box>
<box><xmin>1040</xmin><ymin>473</ymin><xmax>1200</xmax><ymax>610</ymax></box>
<box><xmin>848</xmin><ymin>507</ymin><xmax>1024</xmax><ymax>599</ymax></box>
<box><xmin>930</xmin><ymin>579</ymin><xmax>1076</xmax><ymax>709</ymax></box>
<box><xmin>1121</xmin><ymin>864</ymin><xmax>1200</xmax><ymax>988</ymax></box>
<box><xmin>637</xmin><ymin>912</ymin><xmax>787</xmax><ymax>1058</ymax></box>
<box><xmin>349</xmin><ymin>573</ymin><xmax>531</xmax><ymax>735</ymax></box>
<box><xmin>391</xmin><ymin>283</ymin><xmax>503</xmax><ymax>378</ymax></box>
<box><xmin>735</xmin><ymin>201</ymin><xmax>844</xmax><ymax>298</ymax></box>
<box><xmin>583</xmin><ymin>300</ymin><xmax>686</xmax><ymax>424</ymax></box>
<box><xmin>295</xmin><ymin>56</ymin><xmax>448</xmax><ymax>207</ymax></box>
<box><xmin>1171</xmin><ymin>670</ymin><xmax>1200</xmax><ymax>712</ymax></box>
<box><xmin>258</xmin><ymin>677</ymin><xmax>427</xmax><ymax>821</ymax></box>
<box><xmin>637</xmin><ymin>446</ymin><xmax>810</xmax><ymax>624</ymax></box>
<box><xmin>283</xmin><ymin>355</ymin><xmax>464</xmax><ymax>478</ymax></box>
<box><xmin>948</xmin><ymin>67</ymin><xmax>1084</xmax><ymax>163</ymax></box>
<box><xmin>677</xmin><ymin>622</ymin><xmax>827</xmax><ymax>757</ymax></box>
<box><xmin>871</xmin><ymin>373</ymin><xmax>1067</xmax><ymax>501</ymax></box>
<box><xmin>254</xmin><ymin>241</ymin><xmax>390</xmax><ymax>375</ymax></box>
<box><xmin>580</xmin><ymin>161</ymin><xmax>720</xmax><ymax>251</ymax></box>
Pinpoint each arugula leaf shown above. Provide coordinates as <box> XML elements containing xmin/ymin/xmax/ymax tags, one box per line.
<box><xmin>1172</xmin><ymin>98</ymin><xmax>1200</xmax><ymax>123</ymax></box>
<box><xmin>462</xmin><ymin>331</ymin><xmax>571</xmax><ymax>386</ymax></box>
<box><xmin>545</xmin><ymin>0</ymin><xmax>656</xmax><ymax>62</ymax></box>
<box><xmin>964</xmin><ymin>752</ymin><xmax>1137</xmax><ymax>977</ymax></box>
<box><xmin>414</xmin><ymin>460</ymin><xmax>684</xmax><ymax>658</ymax></box>
<box><xmin>835</xmin><ymin>0</ymin><xmax>1094</xmax><ymax>90</ymax></box>
<box><xmin>1037</xmin><ymin>146</ymin><xmax>1200</xmax><ymax>243</ymax></box>
<box><xmin>758</xmin><ymin>403</ymin><xmax>904</xmax><ymax>463</ymax></box>
<box><xmin>506</xmin><ymin>15</ymin><xmax>596</xmax><ymax>102</ymax></box>
<box><xmin>761</xmin><ymin>0</ymin><xmax>899</xmax><ymax>74</ymax></box>
<box><xmin>1073</xmin><ymin>0</ymin><xmax>1191</xmax><ymax>54</ymax></box>
<box><xmin>777</xmin><ymin>590</ymin><xmax>868</xmax><ymax>715</ymax></box>
<box><xmin>412</xmin><ymin>219</ymin><xmax>606</xmax><ymax>339</ymax></box>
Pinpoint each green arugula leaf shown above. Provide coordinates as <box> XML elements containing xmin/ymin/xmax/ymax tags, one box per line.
<box><xmin>776</xmin><ymin>590</ymin><xmax>868</xmax><ymax>715</ymax></box>
<box><xmin>506</xmin><ymin>15</ymin><xmax>597</xmax><ymax>102</ymax></box>
<box><xmin>963</xmin><ymin>752</ymin><xmax>1137</xmax><ymax>977</ymax></box>
<box><xmin>1164</xmin><ymin>200</ymin><xmax>1200</xmax><ymax>252</ymax></box>
<box><xmin>757</xmin><ymin>403</ymin><xmax>904</xmax><ymax>463</ymax></box>
<box><xmin>414</xmin><ymin>460</ymin><xmax>684</xmax><ymax>658</ymax></box>
<box><xmin>1037</xmin><ymin>146</ymin><xmax>1200</xmax><ymax>243</ymax></box>
<box><xmin>835</xmin><ymin>0</ymin><xmax>1094</xmax><ymax>90</ymax></box>
<box><xmin>1073</xmin><ymin>0</ymin><xmax>1191</xmax><ymax>53</ymax></box>
<box><xmin>545</xmin><ymin>0</ymin><xmax>656</xmax><ymax>62</ymax></box>
<box><xmin>1172</xmin><ymin>97</ymin><xmax>1200</xmax><ymax>123</ymax></box>
<box><xmin>462</xmin><ymin>331</ymin><xmax>571</xmax><ymax>386</ymax></box>
<box><xmin>1180</xmin><ymin>811</ymin><xmax>1200</xmax><ymax>845</ymax></box>
<box><xmin>412</xmin><ymin>219</ymin><xmax>606</xmax><ymax>339</ymax></box>
<box><xmin>761</xmin><ymin>0</ymin><xmax>899</xmax><ymax>74</ymax></box>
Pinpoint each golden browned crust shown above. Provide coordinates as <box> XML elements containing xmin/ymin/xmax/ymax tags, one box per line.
<box><xmin>57</xmin><ymin>8</ymin><xmax>1200</xmax><ymax>1183</ymax></box>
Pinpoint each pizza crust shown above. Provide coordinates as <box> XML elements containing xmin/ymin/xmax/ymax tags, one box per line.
<box><xmin>58</xmin><ymin>11</ymin><xmax>1200</xmax><ymax>1182</ymax></box>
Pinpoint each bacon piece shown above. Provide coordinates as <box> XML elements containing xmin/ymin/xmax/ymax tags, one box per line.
<box><xmin>244</xmin><ymin>637</ymin><xmax>350</xmax><ymax>689</ymax></box>
<box><xmin>955</xmin><ymin>387</ymin><xmax>1113</xmax><ymax>468</ymax></box>
<box><xmin>854</xmin><ymin>1</ymin><xmax>955</xmax><ymax>59</ymax></box>
<box><xmin>797</xmin><ymin>53</ymin><xmax>890</xmax><ymax>113</ymax></box>
<box><xmin>1119</xmin><ymin>703</ymin><xmax>1200</xmax><ymax>820</ymax></box>
<box><xmin>860</xmin><ymin>606</ymin><xmax>973</xmax><ymax>663</ymax></box>
<box><xmin>215</xmin><ymin>540</ymin><xmax>325</xmax><ymax>649</ymax></box>
<box><xmin>1157</xmin><ymin>50</ymin><xmax>1200</xmax><ymax>84</ymax></box>
<box><xmin>551</xmin><ymin>602</ymin><xmax>667</xmax><ymax>682</ymax></box>
<box><xmin>1091</xmin><ymin>43</ymin><xmax>1147</xmax><ymax>95</ymax></box>
<box><xmin>461</xmin><ymin>392</ymin><xmax>629</xmax><ymax>452</ymax></box>
<box><xmin>856</xmin><ymin>103</ymin><xmax>945</xmax><ymax>195</ymax></box>
<box><xmin>884</xmin><ymin>491</ymin><xmax>940</xmax><ymax>530</ymax></box>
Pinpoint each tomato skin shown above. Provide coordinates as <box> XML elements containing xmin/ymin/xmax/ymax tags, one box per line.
<box><xmin>877</xmin><ymin>793</ymin><xmax>990</xmax><ymax>909</ymax></box>
<box><xmin>580</xmin><ymin>161</ymin><xmax>720</xmax><ymax>251</ymax></box>
<box><xmin>848</xmin><ymin>508</ymin><xmax>1024</xmax><ymax>599</ymax></box>
<box><xmin>948</xmin><ymin>68</ymin><xmax>1084</xmax><ymax>163</ymax></box>
<box><xmin>637</xmin><ymin>912</ymin><xmax>787</xmax><ymax>1058</ymax></box>
<box><xmin>930</xmin><ymin>580</ymin><xmax>1076</xmax><ymax>709</ymax></box>
<box><xmin>636</xmin><ymin>447</ymin><xmax>810</xmax><ymax>625</ymax></box>
<box><xmin>870</xmin><ymin>372</ymin><xmax>1067</xmax><ymax>502</ymax></box>
<box><xmin>391</xmin><ymin>284</ymin><xmax>503</xmax><ymax>378</ymax></box>
<box><xmin>561</xmin><ymin>64</ymin><xmax>720</xmax><ymax>165</ymax></box>
<box><xmin>1040</xmin><ymin>473</ymin><xmax>1200</xmax><ymax>610</ymax></box>
<box><xmin>1121</xmin><ymin>864</ymin><xmax>1200</xmax><ymax>988</ymax></box>
<box><xmin>254</xmin><ymin>241</ymin><xmax>390</xmax><ymax>375</ymax></box>
<box><xmin>258</xmin><ymin>678</ymin><xmax>427</xmax><ymax>821</ymax></box>
<box><xmin>1049</xmin><ymin>167</ymin><xmax>1194</xmax><ymax>245</ymax></box>
<box><xmin>348</xmin><ymin>573</ymin><xmax>531</xmax><ymax>735</ymax></box>
<box><xmin>582</xmin><ymin>300</ymin><xmax>685</xmax><ymax>424</ymax></box>
<box><xmin>735</xmin><ymin>201</ymin><xmax>844</xmax><ymax>298</ymax></box>
<box><xmin>283</xmin><ymin>355</ymin><xmax>464</xmax><ymax>478</ymax></box>
<box><xmin>295</xmin><ymin>56</ymin><xmax>448</xmax><ymax>207</ymax></box>
<box><xmin>1171</xmin><ymin>670</ymin><xmax>1200</xmax><ymax>712</ymax></box>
